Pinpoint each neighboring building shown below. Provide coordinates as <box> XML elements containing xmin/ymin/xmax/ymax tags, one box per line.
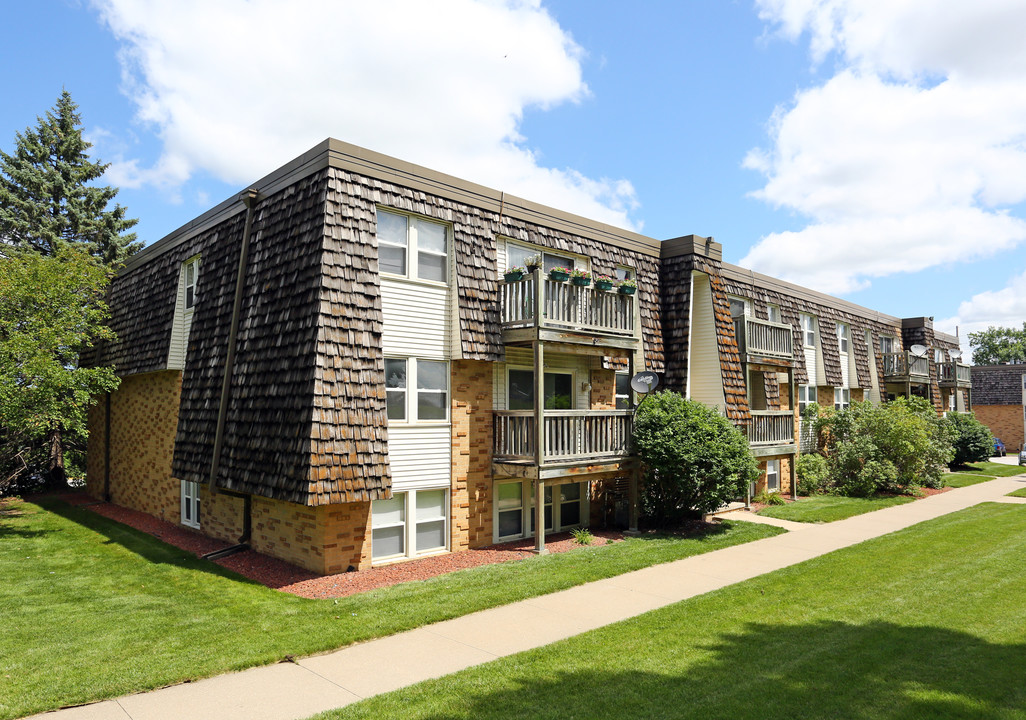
<box><xmin>970</xmin><ymin>365</ymin><xmax>1025</xmax><ymax>452</ymax></box>
<box><xmin>83</xmin><ymin>139</ymin><xmax>969</xmax><ymax>574</ymax></box>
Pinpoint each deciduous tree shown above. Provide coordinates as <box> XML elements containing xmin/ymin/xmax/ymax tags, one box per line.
<box><xmin>968</xmin><ymin>324</ymin><xmax>1026</xmax><ymax>366</ymax></box>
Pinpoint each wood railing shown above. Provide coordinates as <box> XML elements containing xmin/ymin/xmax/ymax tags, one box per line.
<box><xmin>500</xmin><ymin>271</ymin><xmax>635</xmax><ymax>337</ymax></box>
<box><xmin>938</xmin><ymin>362</ymin><xmax>971</xmax><ymax>385</ymax></box>
<box><xmin>882</xmin><ymin>351</ymin><xmax>930</xmax><ymax>379</ymax></box>
<box><xmin>747</xmin><ymin>410</ymin><xmax>795</xmax><ymax>446</ymax></box>
<box><xmin>732</xmin><ymin>316</ymin><xmax>793</xmax><ymax>362</ymax></box>
<box><xmin>493</xmin><ymin>410</ymin><xmax>632</xmax><ymax>462</ymax></box>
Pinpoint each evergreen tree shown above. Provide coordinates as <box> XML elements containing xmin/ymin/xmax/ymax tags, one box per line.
<box><xmin>0</xmin><ymin>90</ymin><xmax>140</xmax><ymax>265</ymax></box>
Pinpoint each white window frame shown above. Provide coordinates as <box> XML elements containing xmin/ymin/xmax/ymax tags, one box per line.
<box><xmin>766</xmin><ymin>459</ymin><xmax>780</xmax><ymax>493</ymax></box>
<box><xmin>494</xmin><ymin>480</ymin><xmax>587</xmax><ymax>543</ymax></box>
<box><xmin>800</xmin><ymin>314</ymin><xmax>817</xmax><ymax>348</ymax></box>
<box><xmin>834</xmin><ymin>387</ymin><xmax>850</xmax><ymax>411</ymax></box>
<box><xmin>799</xmin><ymin>385</ymin><xmax>817</xmax><ymax>413</ymax></box>
<box><xmin>505</xmin><ymin>240</ymin><xmax>581</xmax><ymax>274</ymax></box>
<box><xmin>934</xmin><ymin>348</ymin><xmax>944</xmax><ymax>364</ymax></box>
<box><xmin>371</xmin><ymin>488</ymin><xmax>450</xmax><ymax>563</ymax></box>
<box><xmin>183</xmin><ymin>256</ymin><xmax>200</xmax><ymax>311</ymax></box>
<box><xmin>384</xmin><ymin>357</ymin><xmax>449</xmax><ymax>424</ymax></box>
<box><xmin>376</xmin><ymin>208</ymin><xmax>450</xmax><ymax>285</ymax></box>
<box><xmin>767</xmin><ymin>304</ymin><xmax>782</xmax><ymax>323</ymax></box>
<box><xmin>180</xmin><ymin>480</ymin><xmax>200</xmax><ymax>529</ymax></box>
<box><xmin>837</xmin><ymin>323</ymin><xmax>849</xmax><ymax>354</ymax></box>
<box><xmin>728</xmin><ymin>295</ymin><xmax>751</xmax><ymax>318</ymax></box>
<box><xmin>880</xmin><ymin>335</ymin><xmax>896</xmax><ymax>355</ymax></box>
<box><xmin>506</xmin><ymin>365</ymin><xmax>576</xmax><ymax>411</ymax></box>
<box><xmin>615</xmin><ymin>266</ymin><xmax>635</xmax><ymax>283</ymax></box>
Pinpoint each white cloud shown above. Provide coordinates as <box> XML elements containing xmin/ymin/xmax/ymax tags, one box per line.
<box><xmin>90</xmin><ymin>0</ymin><xmax>639</xmax><ymax>229</ymax></box>
<box><xmin>744</xmin><ymin>1</ymin><xmax>1026</xmax><ymax>293</ymax></box>
<box><xmin>938</xmin><ymin>269</ymin><xmax>1026</xmax><ymax>340</ymax></box>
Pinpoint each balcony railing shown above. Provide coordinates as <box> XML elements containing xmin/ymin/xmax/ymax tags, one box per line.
<box><xmin>732</xmin><ymin>316</ymin><xmax>793</xmax><ymax>362</ymax></box>
<box><xmin>493</xmin><ymin>410</ymin><xmax>632</xmax><ymax>463</ymax></box>
<box><xmin>747</xmin><ymin>410</ymin><xmax>795</xmax><ymax>447</ymax></box>
<box><xmin>882</xmin><ymin>351</ymin><xmax>930</xmax><ymax>380</ymax></box>
<box><xmin>938</xmin><ymin>361</ymin><xmax>971</xmax><ymax>386</ymax></box>
<box><xmin>500</xmin><ymin>272</ymin><xmax>635</xmax><ymax>338</ymax></box>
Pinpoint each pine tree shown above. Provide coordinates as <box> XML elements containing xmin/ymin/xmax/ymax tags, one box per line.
<box><xmin>0</xmin><ymin>90</ymin><xmax>140</xmax><ymax>266</ymax></box>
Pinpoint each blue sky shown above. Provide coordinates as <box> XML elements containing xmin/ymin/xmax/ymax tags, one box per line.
<box><xmin>3</xmin><ymin>0</ymin><xmax>1026</xmax><ymax>345</ymax></box>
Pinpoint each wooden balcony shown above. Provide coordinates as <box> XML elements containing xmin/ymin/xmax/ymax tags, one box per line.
<box><xmin>732</xmin><ymin>316</ymin><xmax>794</xmax><ymax>367</ymax></box>
<box><xmin>493</xmin><ymin>410</ymin><xmax>635</xmax><ymax>480</ymax></box>
<box><xmin>938</xmin><ymin>361</ymin><xmax>971</xmax><ymax>387</ymax></box>
<box><xmin>882</xmin><ymin>352</ymin><xmax>930</xmax><ymax>382</ymax></box>
<box><xmin>500</xmin><ymin>271</ymin><xmax>638</xmax><ymax>352</ymax></box>
<box><xmin>746</xmin><ymin>410</ymin><xmax>797</xmax><ymax>457</ymax></box>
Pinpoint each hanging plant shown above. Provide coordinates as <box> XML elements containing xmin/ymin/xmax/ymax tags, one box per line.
<box><xmin>503</xmin><ymin>266</ymin><xmax>526</xmax><ymax>282</ymax></box>
<box><xmin>548</xmin><ymin>266</ymin><xmax>571</xmax><ymax>282</ymax></box>
<box><xmin>594</xmin><ymin>273</ymin><xmax>615</xmax><ymax>291</ymax></box>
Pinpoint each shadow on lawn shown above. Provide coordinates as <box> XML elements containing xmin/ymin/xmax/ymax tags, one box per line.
<box><xmin>440</xmin><ymin>620</ymin><xmax>1026</xmax><ymax>720</ymax></box>
<box><xmin>36</xmin><ymin>497</ymin><xmax>267</xmax><ymax>586</ymax></box>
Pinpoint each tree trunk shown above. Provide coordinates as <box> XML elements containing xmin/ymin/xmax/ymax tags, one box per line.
<box><xmin>44</xmin><ymin>428</ymin><xmax>66</xmax><ymax>491</ymax></box>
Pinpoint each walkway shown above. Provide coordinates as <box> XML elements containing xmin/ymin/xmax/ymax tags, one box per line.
<box><xmin>31</xmin><ymin>473</ymin><xmax>1026</xmax><ymax>720</ymax></box>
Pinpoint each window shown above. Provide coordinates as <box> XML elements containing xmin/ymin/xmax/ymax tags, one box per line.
<box><xmin>767</xmin><ymin>304</ymin><xmax>782</xmax><ymax>323</ymax></box>
<box><xmin>506</xmin><ymin>243</ymin><xmax>575</xmax><ymax>273</ymax></box>
<box><xmin>183</xmin><ymin>257</ymin><xmax>200</xmax><ymax>309</ymax></box>
<box><xmin>837</xmin><ymin>323</ymin><xmax>849</xmax><ymax>354</ymax></box>
<box><xmin>766</xmin><ymin>460</ymin><xmax>780</xmax><ymax>493</ymax></box>
<box><xmin>499</xmin><ymin>480</ymin><xmax>587</xmax><ymax>542</ymax></box>
<box><xmin>180</xmin><ymin>480</ymin><xmax>200</xmax><ymax>529</ymax></box>
<box><xmin>376</xmin><ymin>208</ymin><xmax>448</xmax><ymax>283</ymax></box>
<box><xmin>507</xmin><ymin>369</ymin><xmax>574</xmax><ymax>410</ymax></box>
<box><xmin>798</xmin><ymin>385</ymin><xmax>817</xmax><ymax>413</ymax></box>
<box><xmin>728</xmin><ymin>296</ymin><xmax>750</xmax><ymax>318</ymax></box>
<box><xmin>384</xmin><ymin>358</ymin><xmax>448</xmax><ymax>422</ymax></box>
<box><xmin>615</xmin><ymin>266</ymin><xmax>635</xmax><ymax>283</ymax></box>
<box><xmin>615</xmin><ymin>372</ymin><xmax>631</xmax><ymax>410</ymax></box>
<box><xmin>880</xmin><ymin>335</ymin><xmax>895</xmax><ymax>355</ymax></box>
<box><xmin>372</xmin><ymin>489</ymin><xmax>449</xmax><ymax>562</ymax></box>
<box><xmin>800</xmin><ymin>314</ymin><xmax>817</xmax><ymax>347</ymax></box>
<box><xmin>497</xmin><ymin>482</ymin><xmax>524</xmax><ymax>540</ymax></box>
<box><xmin>834</xmin><ymin>388</ymin><xmax>850</xmax><ymax>411</ymax></box>
<box><xmin>934</xmin><ymin>348</ymin><xmax>944</xmax><ymax>364</ymax></box>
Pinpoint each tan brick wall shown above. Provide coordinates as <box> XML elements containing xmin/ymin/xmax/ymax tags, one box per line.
<box><xmin>451</xmin><ymin>360</ymin><xmax>494</xmax><ymax>549</ymax></box>
<box><xmin>198</xmin><ymin>489</ymin><xmax>245</xmax><ymax>544</ymax></box>
<box><xmin>974</xmin><ymin>404</ymin><xmax>1024</xmax><ymax>453</ymax></box>
<box><xmin>250</xmin><ymin>497</ymin><xmax>372</xmax><ymax>574</ymax></box>
<box><xmin>86</xmin><ymin>371</ymin><xmax>182</xmax><ymax>523</ymax></box>
<box><xmin>590</xmin><ymin>369</ymin><xmax>615</xmax><ymax>410</ymax></box>
<box><xmin>754</xmin><ymin>455</ymin><xmax>793</xmax><ymax>495</ymax></box>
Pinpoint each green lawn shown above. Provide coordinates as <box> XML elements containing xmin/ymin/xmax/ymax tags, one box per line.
<box><xmin>757</xmin><ymin>493</ymin><xmax>915</xmax><ymax>523</ymax></box>
<box><xmin>0</xmin><ymin>497</ymin><xmax>780</xmax><ymax>720</ymax></box>
<box><xmin>318</xmin><ymin>502</ymin><xmax>1026</xmax><ymax>720</ymax></box>
<box><xmin>1008</xmin><ymin>487</ymin><xmax>1026</xmax><ymax>498</ymax></box>
<box><xmin>957</xmin><ymin>461</ymin><xmax>1026</xmax><ymax>477</ymax></box>
<box><xmin>945</xmin><ymin>472</ymin><xmax>995</xmax><ymax>488</ymax></box>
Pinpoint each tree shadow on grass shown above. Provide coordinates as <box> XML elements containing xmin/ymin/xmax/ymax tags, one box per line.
<box><xmin>422</xmin><ymin>620</ymin><xmax>1026</xmax><ymax>720</ymax></box>
<box><xmin>34</xmin><ymin>497</ymin><xmax>268</xmax><ymax>587</ymax></box>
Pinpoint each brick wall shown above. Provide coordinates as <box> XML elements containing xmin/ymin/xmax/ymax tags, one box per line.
<box><xmin>86</xmin><ymin>371</ymin><xmax>182</xmax><ymax>523</ymax></box>
<box><xmin>250</xmin><ymin>497</ymin><xmax>372</xmax><ymax>574</ymax></box>
<box><xmin>451</xmin><ymin>360</ymin><xmax>494</xmax><ymax>549</ymax></box>
<box><xmin>973</xmin><ymin>405</ymin><xmax>1024</xmax><ymax>453</ymax></box>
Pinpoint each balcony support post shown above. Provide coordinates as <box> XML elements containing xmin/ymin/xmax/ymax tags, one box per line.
<box><xmin>533</xmin><ymin>337</ymin><xmax>548</xmax><ymax>555</ymax></box>
<box><xmin>790</xmin><ymin>365</ymin><xmax>798</xmax><ymax>500</ymax></box>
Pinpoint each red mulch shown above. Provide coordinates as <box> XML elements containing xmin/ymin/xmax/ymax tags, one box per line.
<box><xmin>45</xmin><ymin>492</ymin><xmax>624</xmax><ymax>599</ymax></box>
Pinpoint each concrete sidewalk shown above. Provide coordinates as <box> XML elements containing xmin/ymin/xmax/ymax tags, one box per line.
<box><xmin>31</xmin><ymin>473</ymin><xmax>1026</xmax><ymax>720</ymax></box>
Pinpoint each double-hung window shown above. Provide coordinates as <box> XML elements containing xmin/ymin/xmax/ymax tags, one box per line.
<box><xmin>766</xmin><ymin>460</ymin><xmax>780</xmax><ymax>493</ymax></box>
<box><xmin>767</xmin><ymin>304</ymin><xmax>782</xmax><ymax>323</ymax></box>
<box><xmin>800</xmin><ymin>314</ymin><xmax>817</xmax><ymax>347</ymax></box>
<box><xmin>837</xmin><ymin>323</ymin><xmax>849</xmax><ymax>354</ymax></box>
<box><xmin>506</xmin><ymin>242</ymin><xmax>575</xmax><ymax>274</ymax></box>
<box><xmin>377</xmin><ymin>208</ymin><xmax>448</xmax><ymax>283</ymax></box>
<box><xmin>834</xmin><ymin>388</ymin><xmax>850</xmax><ymax>411</ymax></box>
<box><xmin>371</xmin><ymin>489</ymin><xmax>449</xmax><ymax>562</ymax></box>
<box><xmin>184</xmin><ymin>257</ymin><xmax>200</xmax><ymax>309</ymax></box>
<box><xmin>384</xmin><ymin>358</ymin><xmax>448</xmax><ymax>422</ymax></box>
<box><xmin>798</xmin><ymin>385</ymin><xmax>817</xmax><ymax>413</ymax></box>
<box><xmin>180</xmin><ymin>480</ymin><xmax>200</xmax><ymax>529</ymax></box>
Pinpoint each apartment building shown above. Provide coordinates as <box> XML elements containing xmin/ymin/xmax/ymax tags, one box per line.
<box><xmin>970</xmin><ymin>365</ymin><xmax>1024</xmax><ymax>452</ymax></box>
<box><xmin>83</xmin><ymin>139</ymin><xmax>970</xmax><ymax>574</ymax></box>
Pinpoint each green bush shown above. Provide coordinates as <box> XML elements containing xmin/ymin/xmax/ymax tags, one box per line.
<box><xmin>753</xmin><ymin>489</ymin><xmax>786</xmax><ymax>506</ymax></box>
<box><xmin>634</xmin><ymin>391</ymin><xmax>759</xmax><ymax>523</ymax></box>
<box><xmin>945</xmin><ymin>412</ymin><xmax>993</xmax><ymax>468</ymax></box>
<box><xmin>796</xmin><ymin>453</ymin><xmax>829</xmax><ymax>496</ymax></box>
<box><xmin>824</xmin><ymin>397</ymin><xmax>953</xmax><ymax>496</ymax></box>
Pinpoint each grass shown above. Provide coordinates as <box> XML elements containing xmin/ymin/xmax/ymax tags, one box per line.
<box><xmin>316</xmin><ymin>502</ymin><xmax>1026</xmax><ymax>720</ymax></box>
<box><xmin>756</xmin><ymin>493</ymin><xmax>915</xmax><ymax>523</ymax></box>
<box><xmin>1008</xmin><ymin>487</ymin><xmax>1026</xmax><ymax>498</ymax></box>
<box><xmin>945</xmin><ymin>472</ymin><xmax>994</xmax><ymax>488</ymax></box>
<box><xmin>0</xmin><ymin>497</ymin><xmax>780</xmax><ymax>719</ymax></box>
<box><xmin>955</xmin><ymin>461</ymin><xmax>1026</xmax><ymax>477</ymax></box>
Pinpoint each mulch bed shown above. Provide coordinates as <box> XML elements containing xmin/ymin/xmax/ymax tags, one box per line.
<box><xmin>45</xmin><ymin>492</ymin><xmax>625</xmax><ymax>599</ymax></box>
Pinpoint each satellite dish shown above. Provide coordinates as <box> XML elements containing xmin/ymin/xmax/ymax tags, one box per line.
<box><xmin>949</xmin><ymin>349</ymin><xmax>963</xmax><ymax>360</ymax></box>
<box><xmin>910</xmin><ymin>344</ymin><xmax>928</xmax><ymax>357</ymax></box>
<box><xmin>630</xmin><ymin>371</ymin><xmax>660</xmax><ymax>394</ymax></box>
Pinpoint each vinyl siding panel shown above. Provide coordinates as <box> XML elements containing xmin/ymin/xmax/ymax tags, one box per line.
<box><xmin>167</xmin><ymin>270</ymin><xmax>190</xmax><ymax>370</ymax></box>
<box><xmin>804</xmin><ymin>347</ymin><xmax>818</xmax><ymax>386</ymax></box>
<box><xmin>688</xmin><ymin>273</ymin><xmax>727</xmax><ymax>411</ymax></box>
<box><xmin>387</xmin><ymin>426</ymin><xmax>452</xmax><ymax>491</ymax></box>
<box><xmin>380</xmin><ymin>277</ymin><xmax>450</xmax><ymax>359</ymax></box>
<box><xmin>840</xmin><ymin>352</ymin><xmax>850</xmax><ymax>388</ymax></box>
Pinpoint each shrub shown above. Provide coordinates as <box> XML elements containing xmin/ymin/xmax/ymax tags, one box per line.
<box><xmin>570</xmin><ymin>528</ymin><xmax>594</xmax><ymax>545</ymax></box>
<box><xmin>634</xmin><ymin>391</ymin><xmax>759</xmax><ymax>523</ymax></box>
<box><xmin>945</xmin><ymin>412</ymin><xmax>993</xmax><ymax>468</ymax></box>
<box><xmin>796</xmin><ymin>453</ymin><xmax>829</xmax><ymax>496</ymax></box>
<box><xmin>753</xmin><ymin>490</ymin><xmax>786</xmax><ymax>506</ymax></box>
<box><xmin>823</xmin><ymin>397</ymin><xmax>953</xmax><ymax>496</ymax></box>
